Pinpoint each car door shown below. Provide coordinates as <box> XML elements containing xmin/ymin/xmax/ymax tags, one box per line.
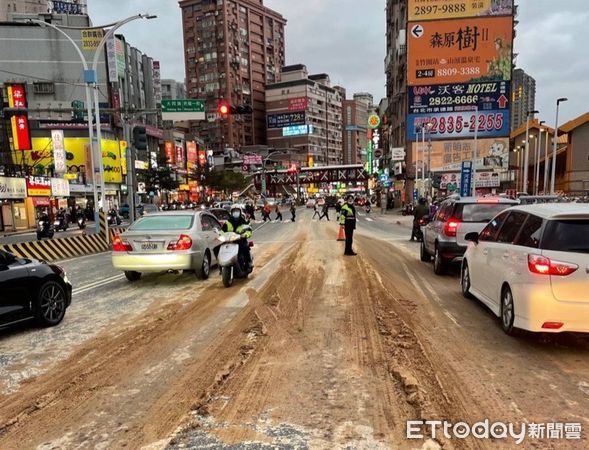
<box><xmin>207</xmin><ymin>216</ymin><xmax>223</xmax><ymax>264</ymax></box>
<box><xmin>469</xmin><ymin>212</ymin><xmax>509</xmax><ymax>306</ymax></box>
<box><xmin>199</xmin><ymin>214</ymin><xmax>217</xmax><ymax>255</ymax></box>
<box><xmin>486</xmin><ymin>212</ymin><xmax>528</xmax><ymax>309</ymax></box>
<box><xmin>0</xmin><ymin>251</ymin><xmax>32</xmax><ymax>324</ymax></box>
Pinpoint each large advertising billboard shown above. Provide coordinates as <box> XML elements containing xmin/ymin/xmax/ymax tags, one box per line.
<box><xmin>267</xmin><ymin>111</ymin><xmax>306</xmax><ymax>129</ymax></box>
<box><xmin>407</xmin><ymin>16</ymin><xmax>513</xmax><ymax>86</ymax></box>
<box><xmin>408</xmin><ymin>0</ymin><xmax>513</xmax><ymax>22</ymax></box>
<box><xmin>408</xmin><ymin>109</ymin><xmax>510</xmax><ymax>140</ymax></box>
<box><xmin>412</xmin><ymin>137</ymin><xmax>509</xmax><ymax>172</ymax></box>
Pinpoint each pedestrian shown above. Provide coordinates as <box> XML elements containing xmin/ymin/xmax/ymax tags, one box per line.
<box><xmin>335</xmin><ymin>200</ymin><xmax>342</xmax><ymax>221</ymax></box>
<box><xmin>290</xmin><ymin>203</ymin><xmax>296</xmax><ymax>222</ymax></box>
<box><xmin>262</xmin><ymin>203</ymin><xmax>272</xmax><ymax>222</ymax></box>
<box><xmin>340</xmin><ymin>195</ymin><xmax>357</xmax><ymax>256</ymax></box>
<box><xmin>312</xmin><ymin>203</ymin><xmax>320</xmax><ymax>220</ymax></box>
<box><xmin>380</xmin><ymin>195</ymin><xmax>387</xmax><ymax>215</ymax></box>
<box><xmin>274</xmin><ymin>204</ymin><xmax>283</xmax><ymax>222</ymax></box>
<box><xmin>319</xmin><ymin>203</ymin><xmax>330</xmax><ymax>221</ymax></box>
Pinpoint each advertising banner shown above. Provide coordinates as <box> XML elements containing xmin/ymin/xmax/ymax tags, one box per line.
<box><xmin>408</xmin><ymin>81</ymin><xmax>510</xmax><ymax>115</ymax></box>
<box><xmin>175</xmin><ymin>145</ymin><xmax>185</xmax><ymax>168</ymax></box>
<box><xmin>460</xmin><ymin>161</ymin><xmax>473</xmax><ymax>196</ymax></box>
<box><xmin>198</xmin><ymin>149</ymin><xmax>207</xmax><ymax>168</ymax></box>
<box><xmin>7</xmin><ymin>84</ymin><xmax>31</xmax><ymax>151</ymax></box>
<box><xmin>407</xmin><ymin>16</ymin><xmax>513</xmax><ymax>86</ymax></box>
<box><xmin>81</xmin><ymin>28</ymin><xmax>104</xmax><ymax>51</ymax></box>
<box><xmin>288</xmin><ymin>97</ymin><xmax>308</xmax><ymax>111</ymax></box>
<box><xmin>441</xmin><ymin>171</ymin><xmax>501</xmax><ymax>191</ymax></box>
<box><xmin>186</xmin><ymin>141</ymin><xmax>197</xmax><ymax>171</ymax></box>
<box><xmin>267</xmin><ymin>111</ymin><xmax>306</xmax><ymax>129</ymax></box>
<box><xmin>26</xmin><ymin>176</ymin><xmax>52</xmax><ymax>197</ymax></box>
<box><xmin>119</xmin><ymin>140</ymin><xmax>128</xmax><ymax>175</ymax></box>
<box><xmin>243</xmin><ymin>154</ymin><xmax>263</xmax><ymax>165</ymax></box>
<box><xmin>153</xmin><ymin>61</ymin><xmax>162</xmax><ymax>104</ymax></box>
<box><xmin>51</xmin><ymin>130</ymin><xmax>66</xmax><ymax>174</ymax></box>
<box><xmin>412</xmin><ymin>137</ymin><xmax>509</xmax><ymax>172</ymax></box>
<box><xmin>0</xmin><ymin>177</ymin><xmax>27</xmax><ymax>199</ymax></box>
<box><xmin>408</xmin><ymin>109</ymin><xmax>509</xmax><ymax>140</ymax></box>
<box><xmin>391</xmin><ymin>147</ymin><xmax>406</xmax><ymax>161</ymax></box>
<box><xmin>164</xmin><ymin>141</ymin><xmax>175</xmax><ymax>165</ymax></box>
<box><xmin>408</xmin><ymin>0</ymin><xmax>513</xmax><ymax>22</ymax></box>
<box><xmin>283</xmin><ymin>125</ymin><xmax>313</xmax><ymax>137</ymax></box>
<box><xmin>50</xmin><ymin>178</ymin><xmax>70</xmax><ymax>197</ymax></box>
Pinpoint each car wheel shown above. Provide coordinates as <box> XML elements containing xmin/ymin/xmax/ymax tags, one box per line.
<box><xmin>461</xmin><ymin>261</ymin><xmax>474</xmax><ymax>299</ymax></box>
<box><xmin>420</xmin><ymin>240</ymin><xmax>431</xmax><ymax>262</ymax></box>
<box><xmin>196</xmin><ymin>251</ymin><xmax>211</xmax><ymax>280</ymax></box>
<box><xmin>124</xmin><ymin>271</ymin><xmax>142</xmax><ymax>282</ymax></box>
<box><xmin>34</xmin><ymin>281</ymin><xmax>67</xmax><ymax>327</ymax></box>
<box><xmin>500</xmin><ymin>286</ymin><xmax>517</xmax><ymax>335</ymax></box>
<box><xmin>433</xmin><ymin>245</ymin><xmax>445</xmax><ymax>275</ymax></box>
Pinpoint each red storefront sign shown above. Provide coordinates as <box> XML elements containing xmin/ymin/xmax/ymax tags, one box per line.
<box><xmin>198</xmin><ymin>149</ymin><xmax>206</xmax><ymax>168</ymax></box>
<box><xmin>186</xmin><ymin>141</ymin><xmax>197</xmax><ymax>170</ymax></box>
<box><xmin>175</xmin><ymin>145</ymin><xmax>185</xmax><ymax>168</ymax></box>
<box><xmin>164</xmin><ymin>141</ymin><xmax>175</xmax><ymax>164</ymax></box>
<box><xmin>26</xmin><ymin>176</ymin><xmax>52</xmax><ymax>197</ymax></box>
<box><xmin>8</xmin><ymin>84</ymin><xmax>31</xmax><ymax>150</ymax></box>
<box><xmin>288</xmin><ymin>97</ymin><xmax>308</xmax><ymax>111</ymax></box>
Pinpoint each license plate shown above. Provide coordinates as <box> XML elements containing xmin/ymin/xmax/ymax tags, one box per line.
<box><xmin>141</xmin><ymin>242</ymin><xmax>160</xmax><ymax>251</ymax></box>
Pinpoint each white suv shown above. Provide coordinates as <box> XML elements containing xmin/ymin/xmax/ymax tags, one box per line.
<box><xmin>461</xmin><ymin>203</ymin><xmax>589</xmax><ymax>335</ymax></box>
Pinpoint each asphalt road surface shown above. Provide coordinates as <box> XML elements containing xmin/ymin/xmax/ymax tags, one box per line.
<box><xmin>0</xmin><ymin>209</ymin><xmax>588</xmax><ymax>449</ymax></box>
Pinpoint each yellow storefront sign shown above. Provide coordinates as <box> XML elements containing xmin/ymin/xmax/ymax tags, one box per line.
<box><xmin>408</xmin><ymin>0</ymin><xmax>513</xmax><ymax>21</ymax></box>
<box><xmin>81</xmin><ymin>28</ymin><xmax>104</xmax><ymax>50</ymax></box>
<box><xmin>16</xmin><ymin>137</ymin><xmax>123</xmax><ymax>184</ymax></box>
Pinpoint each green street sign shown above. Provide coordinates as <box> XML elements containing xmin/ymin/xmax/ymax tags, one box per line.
<box><xmin>161</xmin><ymin>99</ymin><xmax>205</xmax><ymax>121</ymax></box>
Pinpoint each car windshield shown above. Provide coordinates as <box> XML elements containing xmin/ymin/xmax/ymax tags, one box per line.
<box><xmin>129</xmin><ymin>215</ymin><xmax>194</xmax><ymax>231</ymax></box>
<box><xmin>454</xmin><ymin>203</ymin><xmax>515</xmax><ymax>223</ymax></box>
<box><xmin>211</xmin><ymin>209</ymin><xmax>230</xmax><ymax>220</ymax></box>
<box><xmin>542</xmin><ymin>220</ymin><xmax>589</xmax><ymax>253</ymax></box>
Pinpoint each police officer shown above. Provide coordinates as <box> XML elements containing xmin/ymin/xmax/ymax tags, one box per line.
<box><xmin>222</xmin><ymin>207</ymin><xmax>253</xmax><ymax>269</ymax></box>
<box><xmin>339</xmin><ymin>195</ymin><xmax>357</xmax><ymax>256</ymax></box>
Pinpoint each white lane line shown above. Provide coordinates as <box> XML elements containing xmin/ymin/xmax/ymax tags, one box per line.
<box><xmin>365</xmin><ymin>217</ymin><xmax>374</xmax><ymax>222</ymax></box>
<box><xmin>59</xmin><ymin>251</ymin><xmax>109</xmax><ymax>264</ymax></box>
<box><xmin>72</xmin><ymin>274</ymin><xmax>125</xmax><ymax>296</ymax></box>
<box><xmin>444</xmin><ymin>311</ymin><xmax>461</xmax><ymax>327</ymax></box>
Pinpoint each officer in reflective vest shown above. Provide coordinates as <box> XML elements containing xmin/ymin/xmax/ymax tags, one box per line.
<box><xmin>223</xmin><ymin>207</ymin><xmax>253</xmax><ymax>266</ymax></box>
<box><xmin>339</xmin><ymin>195</ymin><xmax>357</xmax><ymax>256</ymax></box>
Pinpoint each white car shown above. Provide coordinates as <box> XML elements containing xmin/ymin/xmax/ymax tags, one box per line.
<box><xmin>461</xmin><ymin>203</ymin><xmax>589</xmax><ymax>335</ymax></box>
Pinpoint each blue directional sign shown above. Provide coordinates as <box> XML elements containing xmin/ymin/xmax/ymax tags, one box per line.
<box><xmin>460</xmin><ymin>161</ymin><xmax>473</xmax><ymax>197</ymax></box>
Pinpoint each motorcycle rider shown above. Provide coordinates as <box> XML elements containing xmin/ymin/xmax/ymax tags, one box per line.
<box><xmin>410</xmin><ymin>197</ymin><xmax>429</xmax><ymax>241</ymax></box>
<box><xmin>222</xmin><ymin>207</ymin><xmax>253</xmax><ymax>270</ymax></box>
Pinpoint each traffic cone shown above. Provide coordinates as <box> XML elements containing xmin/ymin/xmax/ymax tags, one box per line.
<box><xmin>337</xmin><ymin>225</ymin><xmax>345</xmax><ymax>241</ymax></box>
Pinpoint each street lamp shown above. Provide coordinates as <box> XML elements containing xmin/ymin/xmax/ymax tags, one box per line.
<box><xmin>534</xmin><ymin>120</ymin><xmax>545</xmax><ymax>195</ymax></box>
<box><xmin>523</xmin><ymin>109</ymin><xmax>539</xmax><ymax>194</ymax></box>
<box><xmin>550</xmin><ymin>98</ymin><xmax>568</xmax><ymax>194</ymax></box>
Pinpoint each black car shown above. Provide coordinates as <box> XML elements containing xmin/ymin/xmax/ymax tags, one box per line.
<box><xmin>0</xmin><ymin>250</ymin><xmax>72</xmax><ymax>329</ymax></box>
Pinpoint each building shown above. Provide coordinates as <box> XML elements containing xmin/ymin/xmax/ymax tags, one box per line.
<box><xmin>179</xmin><ymin>0</ymin><xmax>286</xmax><ymax>152</ymax></box>
<box><xmin>0</xmin><ymin>0</ymin><xmax>48</xmax><ymax>20</ymax></box>
<box><xmin>342</xmin><ymin>92</ymin><xmax>371</xmax><ymax>165</ymax></box>
<box><xmin>558</xmin><ymin>112</ymin><xmax>589</xmax><ymax>193</ymax></box>
<box><xmin>511</xmin><ymin>68</ymin><xmax>536</xmax><ymax>132</ymax></box>
<box><xmin>384</xmin><ymin>0</ymin><xmax>408</xmax><ymax>174</ymax></box>
<box><xmin>265</xmin><ymin>64</ymin><xmax>343</xmax><ymax>166</ymax></box>
<box><xmin>161</xmin><ymin>79</ymin><xmax>186</xmax><ymax>101</ymax></box>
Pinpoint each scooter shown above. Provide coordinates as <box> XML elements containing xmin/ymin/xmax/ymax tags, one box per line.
<box><xmin>53</xmin><ymin>215</ymin><xmax>68</xmax><ymax>232</ymax></box>
<box><xmin>77</xmin><ymin>215</ymin><xmax>86</xmax><ymax>230</ymax></box>
<box><xmin>214</xmin><ymin>228</ymin><xmax>254</xmax><ymax>288</ymax></box>
<box><xmin>36</xmin><ymin>219</ymin><xmax>55</xmax><ymax>240</ymax></box>
<box><xmin>413</xmin><ymin>216</ymin><xmax>430</xmax><ymax>242</ymax></box>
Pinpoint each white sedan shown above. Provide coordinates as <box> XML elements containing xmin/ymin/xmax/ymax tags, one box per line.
<box><xmin>461</xmin><ymin>203</ymin><xmax>589</xmax><ymax>335</ymax></box>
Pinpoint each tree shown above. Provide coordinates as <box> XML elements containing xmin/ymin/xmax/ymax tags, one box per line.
<box><xmin>138</xmin><ymin>154</ymin><xmax>178</xmax><ymax>194</ymax></box>
<box><xmin>190</xmin><ymin>165</ymin><xmax>248</xmax><ymax>194</ymax></box>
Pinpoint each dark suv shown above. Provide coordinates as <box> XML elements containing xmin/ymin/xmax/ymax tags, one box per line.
<box><xmin>421</xmin><ymin>196</ymin><xmax>518</xmax><ymax>274</ymax></box>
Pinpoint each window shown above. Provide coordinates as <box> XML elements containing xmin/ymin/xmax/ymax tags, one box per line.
<box><xmin>130</xmin><ymin>215</ymin><xmax>194</xmax><ymax>231</ymax></box>
<box><xmin>515</xmin><ymin>215</ymin><xmax>543</xmax><ymax>249</ymax></box>
<box><xmin>436</xmin><ymin>202</ymin><xmax>454</xmax><ymax>222</ymax></box>
<box><xmin>33</xmin><ymin>82</ymin><xmax>55</xmax><ymax>94</ymax></box>
<box><xmin>479</xmin><ymin>211</ymin><xmax>509</xmax><ymax>242</ymax></box>
<box><xmin>541</xmin><ymin>220</ymin><xmax>589</xmax><ymax>253</ymax></box>
<box><xmin>454</xmin><ymin>203</ymin><xmax>515</xmax><ymax>223</ymax></box>
<box><xmin>496</xmin><ymin>212</ymin><xmax>527</xmax><ymax>244</ymax></box>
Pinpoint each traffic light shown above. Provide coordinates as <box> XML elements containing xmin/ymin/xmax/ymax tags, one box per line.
<box><xmin>218</xmin><ymin>100</ymin><xmax>230</xmax><ymax>118</ymax></box>
<box><xmin>287</xmin><ymin>163</ymin><xmax>299</xmax><ymax>175</ymax></box>
<box><xmin>235</xmin><ymin>104</ymin><xmax>253</xmax><ymax>115</ymax></box>
<box><xmin>71</xmin><ymin>100</ymin><xmax>84</xmax><ymax>122</ymax></box>
<box><xmin>217</xmin><ymin>100</ymin><xmax>252</xmax><ymax>117</ymax></box>
<box><xmin>133</xmin><ymin>126</ymin><xmax>148</xmax><ymax>151</ymax></box>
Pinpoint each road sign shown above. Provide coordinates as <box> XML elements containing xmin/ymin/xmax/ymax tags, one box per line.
<box><xmin>374</xmin><ymin>149</ymin><xmax>383</xmax><ymax>158</ymax></box>
<box><xmin>368</xmin><ymin>114</ymin><xmax>381</xmax><ymax>129</ymax></box>
<box><xmin>242</xmin><ymin>164</ymin><xmax>249</xmax><ymax>172</ymax></box>
<box><xmin>161</xmin><ymin>99</ymin><xmax>205</xmax><ymax>121</ymax></box>
<box><xmin>411</xmin><ymin>24</ymin><xmax>424</xmax><ymax>38</ymax></box>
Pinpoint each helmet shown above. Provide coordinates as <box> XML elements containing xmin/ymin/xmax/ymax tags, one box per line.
<box><xmin>230</xmin><ymin>207</ymin><xmax>242</xmax><ymax>219</ymax></box>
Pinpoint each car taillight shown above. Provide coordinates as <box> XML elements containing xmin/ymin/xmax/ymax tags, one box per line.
<box><xmin>444</xmin><ymin>218</ymin><xmax>460</xmax><ymax>237</ymax></box>
<box><xmin>112</xmin><ymin>235</ymin><xmax>132</xmax><ymax>252</ymax></box>
<box><xmin>167</xmin><ymin>234</ymin><xmax>192</xmax><ymax>251</ymax></box>
<box><xmin>528</xmin><ymin>254</ymin><xmax>578</xmax><ymax>276</ymax></box>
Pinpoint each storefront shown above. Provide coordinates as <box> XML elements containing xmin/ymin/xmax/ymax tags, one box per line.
<box><xmin>25</xmin><ymin>176</ymin><xmax>52</xmax><ymax>227</ymax></box>
<box><xmin>0</xmin><ymin>176</ymin><xmax>28</xmax><ymax>232</ymax></box>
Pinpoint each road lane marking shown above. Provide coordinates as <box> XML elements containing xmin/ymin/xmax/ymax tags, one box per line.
<box><xmin>72</xmin><ymin>274</ymin><xmax>125</xmax><ymax>296</ymax></box>
<box><xmin>58</xmin><ymin>251</ymin><xmax>109</xmax><ymax>264</ymax></box>
<box><xmin>443</xmin><ymin>311</ymin><xmax>460</xmax><ymax>327</ymax></box>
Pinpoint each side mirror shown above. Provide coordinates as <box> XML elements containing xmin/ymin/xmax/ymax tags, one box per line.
<box><xmin>465</xmin><ymin>232</ymin><xmax>479</xmax><ymax>244</ymax></box>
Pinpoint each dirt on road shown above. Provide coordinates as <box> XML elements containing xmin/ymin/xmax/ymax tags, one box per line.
<box><xmin>0</xmin><ymin>220</ymin><xmax>586</xmax><ymax>449</ymax></box>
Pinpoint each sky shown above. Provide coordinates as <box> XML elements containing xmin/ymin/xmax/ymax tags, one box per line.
<box><xmin>88</xmin><ymin>0</ymin><xmax>588</xmax><ymax>124</ymax></box>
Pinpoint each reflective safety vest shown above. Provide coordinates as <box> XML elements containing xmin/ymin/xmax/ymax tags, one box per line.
<box><xmin>339</xmin><ymin>204</ymin><xmax>355</xmax><ymax>225</ymax></box>
<box><xmin>224</xmin><ymin>221</ymin><xmax>252</xmax><ymax>239</ymax></box>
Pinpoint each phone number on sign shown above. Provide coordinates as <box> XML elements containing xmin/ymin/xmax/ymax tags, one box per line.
<box><xmin>423</xmin><ymin>113</ymin><xmax>504</xmax><ymax>135</ymax></box>
<box><xmin>438</xmin><ymin>67</ymin><xmax>481</xmax><ymax>77</ymax></box>
<box><xmin>414</xmin><ymin>3</ymin><xmax>466</xmax><ymax>16</ymax></box>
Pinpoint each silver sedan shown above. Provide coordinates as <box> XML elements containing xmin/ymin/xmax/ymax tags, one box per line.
<box><xmin>111</xmin><ymin>211</ymin><xmax>221</xmax><ymax>282</ymax></box>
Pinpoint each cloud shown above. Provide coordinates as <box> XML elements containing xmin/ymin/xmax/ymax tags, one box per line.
<box><xmin>87</xmin><ymin>0</ymin><xmax>587</xmax><ymax>123</ymax></box>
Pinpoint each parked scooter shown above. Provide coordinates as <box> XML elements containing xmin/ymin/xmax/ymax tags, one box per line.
<box><xmin>214</xmin><ymin>227</ymin><xmax>254</xmax><ymax>288</ymax></box>
<box><xmin>36</xmin><ymin>217</ymin><xmax>55</xmax><ymax>240</ymax></box>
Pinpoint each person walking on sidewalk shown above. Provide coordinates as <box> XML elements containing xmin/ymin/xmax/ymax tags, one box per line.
<box><xmin>312</xmin><ymin>203</ymin><xmax>321</xmax><ymax>220</ymax></box>
<box><xmin>340</xmin><ymin>195</ymin><xmax>357</xmax><ymax>256</ymax></box>
<box><xmin>274</xmin><ymin>205</ymin><xmax>283</xmax><ymax>222</ymax></box>
<box><xmin>290</xmin><ymin>203</ymin><xmax>296</xmax><ymax>222</ymax></box>
<box><xmin>319</xmin><ymin>204</ymin><xmax>330</xmax><ymax>221</ymax></box>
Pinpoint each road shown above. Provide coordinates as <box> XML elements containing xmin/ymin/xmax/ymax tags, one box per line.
<box><xmin>0</xmin><ymin>209</ymin><xmax>587</xmax><ymax>449</ymax></box>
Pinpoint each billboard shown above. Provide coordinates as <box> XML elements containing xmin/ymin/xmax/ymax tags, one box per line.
<box><xmin>288</xmin><ymin>97</ymin><xmax>308</xmax><ymax>111</ymax></box>
<box><xmin>408</xmin><ymin>109</ymin><xmax>509</xmax><ymax>140</ymax></box>
<box><xmin>441</xmin><ymin>171</ymin><xmax>501</xmax><ymax>190</ymax></box>
<box><xmin>26</xmin><ymin>176</ymin><xmax>52</xmax><ymax>197</ymax></box>
<box><xmin>407</xmin><ymin>16</ymin><xmax>513</xmax><ymax>86</ymax></box>
<box><xmin>283</xmin><ymin>125</ymin><xmax>313</xmax><ymax>137</ymax></box>
<box><xmin>186</xmin><ymin>141</ymin><xmax>197</xmax><ymax>171</ymax></box>
<box><xmin>51</xmin><ymin>130</ymin><xmax>66</xmax><ymax>174</ymax></box>
<box><xmin>412</xmin><ymin>137</ymin><xmax>509</xmax><ymax>172</ymax></box>
<box><xmin>164</xmin><ymin>141</ymin><xmax>175</xmax><ymax>165</ymax></box>
<box><xmin>7</xmin><ymin>84</ymin><xmax>32</xmax><ymax>151</ymax></box>
<box><xmin>408</xmin><ymin>0</ymin><xmax>513</xmax><ymax>22</ymax></box>
<box><xmin>408</xmin><ymin>81</ymin><xmax>510</xmax><ymax>115</ymax></box>
<box><xmin>267</xmin><ymin>111</ymin><xmax>306</xmax><ymax>129</ymax></box>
